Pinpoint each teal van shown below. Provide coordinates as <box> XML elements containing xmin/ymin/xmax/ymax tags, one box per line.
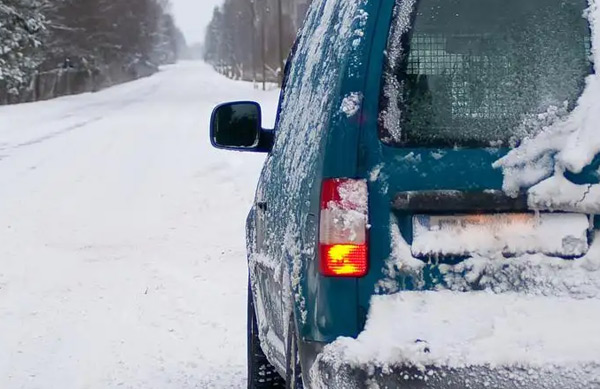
<box><xmin>210</xmin><ymin>0</ymin><xmax>595</xmax><ymax>387</ymax></box>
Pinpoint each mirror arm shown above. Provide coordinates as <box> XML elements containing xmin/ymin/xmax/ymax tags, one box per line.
<box><xmin>257</xmin><ymin>128</ymin><xmax>275</xmax><ymax>152</ymax></box>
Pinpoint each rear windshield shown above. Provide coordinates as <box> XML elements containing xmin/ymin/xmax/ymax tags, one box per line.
<box><xmin>379</xmin><ymin>0</ymin><xmax>593</xmax><ymax>148</ymax></box>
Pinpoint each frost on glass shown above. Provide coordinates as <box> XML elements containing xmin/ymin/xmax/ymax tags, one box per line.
<box><xmin>495</xmin><ymin>0</ymin><xmax>600</xmax><ymax>205</ymax></box>
<box><xmin>380</xmin><ymin>0</ymin><xmax>592</xmax><ymax>147</ymax></box>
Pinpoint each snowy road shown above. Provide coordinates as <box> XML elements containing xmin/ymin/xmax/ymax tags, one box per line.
<box><xmin>0</xmin><ymin>62</ymin><xmax>279</xmax><ymax>388</ymax></box>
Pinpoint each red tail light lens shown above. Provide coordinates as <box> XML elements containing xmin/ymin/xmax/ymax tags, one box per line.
<box><xmin>319</xmin><ymin>179</ymin><xmax>368</xmax><ymax>277</ymax></box>
<box><xmin>320</xmin><ymin>244</ymin><xmax>368</xmax><ymax>276</ymax></box>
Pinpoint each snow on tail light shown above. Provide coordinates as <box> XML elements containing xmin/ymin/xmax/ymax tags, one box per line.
<box><xmin>319</xmin><ymin>179</ymin><xmax>368</xmax><ymax>277</ymax></box>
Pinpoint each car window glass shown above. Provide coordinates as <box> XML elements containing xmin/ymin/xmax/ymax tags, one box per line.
<box><xmin>379</xmin><ymin>0</ymin><xmax>593</xmax><ymax>148</ymax></box>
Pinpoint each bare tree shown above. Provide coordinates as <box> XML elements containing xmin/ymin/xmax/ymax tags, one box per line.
<box><xmin>204</xmin><ymin>0</ymin><xmax>311</xmax><ymax>85</ymax></box>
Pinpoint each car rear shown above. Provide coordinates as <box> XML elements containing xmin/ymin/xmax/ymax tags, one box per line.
<box><xmin>310</xmin><ymin>0</ymin><xmax>599</xmax><ymax>386</ymax></box>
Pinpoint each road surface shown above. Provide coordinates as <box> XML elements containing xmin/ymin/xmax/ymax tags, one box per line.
<box><xmin>0</xmin><ymin>62</ymin><xmax>279</xmax><ymax>388</ymax></box>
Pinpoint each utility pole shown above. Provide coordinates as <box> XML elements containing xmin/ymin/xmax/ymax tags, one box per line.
<box><xmin>276</xmin><ymin>0</ymin><xmax>284</xmax><ymax>86</ymax></box>
<box><xmin>261</xmin><ymin>2</ymin><xmax>267</xmax><ymax>91</ymax></box>
<box><xmin>250</xmin><ymin>0</ymin><xmax>257</xmax><ymax>88</ymax></box>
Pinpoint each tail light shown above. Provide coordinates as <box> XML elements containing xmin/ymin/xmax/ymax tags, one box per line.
<box><xmin>319</xmin><ymin>178</ymin><xmax>369</xmax><ymax>277</ymax></box>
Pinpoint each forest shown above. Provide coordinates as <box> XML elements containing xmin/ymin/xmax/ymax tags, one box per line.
<box><xmin>203</xmin><ymin>0</ymin><xmax>311</xmax><ymax>86</ymax></box>
<box><xmin>0</xmin><ymin>0</ymin><xmax>186</xmax><ymax>104</ymax></box>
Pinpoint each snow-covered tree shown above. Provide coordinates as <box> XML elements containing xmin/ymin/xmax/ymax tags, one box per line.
<box><xmin>44</xmin><ymin>0</ymin><xmax>182</xmax><ymax>69</ymax></box>
<box><xmin>0</xmin><ymin>0</ymin><xmax>46</xmax><ymax>99</ymax></box>
<box><xmin>1</xmin><ymin>0</ymin><xmax>186</xmax><ymax>104</ymax></box>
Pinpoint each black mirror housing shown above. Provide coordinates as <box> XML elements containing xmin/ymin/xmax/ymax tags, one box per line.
<box><xmin>210</xmin><ymin>101</ymin><xmax>273</xmax><ymax>153</ymax></box>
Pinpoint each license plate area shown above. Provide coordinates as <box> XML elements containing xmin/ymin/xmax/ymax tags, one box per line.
<box><xmin>411</xmin><ymin>213</ymin><xmax>589</xmax><ymax>258</ymax></box>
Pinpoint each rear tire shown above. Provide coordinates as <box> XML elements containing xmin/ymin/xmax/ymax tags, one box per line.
<box><xmin>248</xmin><ymin>282</ymin><xmax>286</xmax><ymax>389</ymax></box>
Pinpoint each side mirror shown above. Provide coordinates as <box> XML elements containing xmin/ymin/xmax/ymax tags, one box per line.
<box><xmin>210</xmin><ymin>101</ymin><xmax>272</xmax><ymax>152</ymax></box>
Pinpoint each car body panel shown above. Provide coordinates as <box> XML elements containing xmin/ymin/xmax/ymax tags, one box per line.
<box><xmin>234</xmin><ymin>0</ymin><xmax>597</xmax><ymax>382</ymax></box>
<box><xmin>246</xmin><ymin>0</ymin><xmax>374</xmax><ymax>367</ymax></box>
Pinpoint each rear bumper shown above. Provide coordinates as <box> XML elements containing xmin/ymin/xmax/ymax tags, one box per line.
<box><xmin>312</xmin><ymin>361</ymin><xmax>600</xmax><ymax>389</ymax></box>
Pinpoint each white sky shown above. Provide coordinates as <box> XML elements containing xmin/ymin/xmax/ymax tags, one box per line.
<box><xmin>171</xmin><ymin>0</ymin><xmax>224</xmax><ymax>45</ymax></box>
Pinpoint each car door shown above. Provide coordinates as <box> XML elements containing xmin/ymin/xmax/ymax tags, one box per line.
<box><xmin>251</xmin><ymin>156</ymin><xmax>286</xmax><ymax>365</ymax></box>
<box><xmin>250</xmin><ymin>50</ymin><xmax>298</xmax><ymax>367</ymax></box>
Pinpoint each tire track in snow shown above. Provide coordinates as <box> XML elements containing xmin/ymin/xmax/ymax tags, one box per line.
<box><xmin>0</xmin><ymin>62</ymin><xmax>280</xmax><ymax>389</ymax></box>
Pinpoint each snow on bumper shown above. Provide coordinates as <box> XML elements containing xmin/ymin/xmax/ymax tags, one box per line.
<box><xmin>312</xmin><ymin>361</ymin><xmax>600</xmax><ymax>389</ymax></box>
<box><xmin>310</xmin><ymin>292</ymin><xmax>600</xmax><ymax>388</ymax></box>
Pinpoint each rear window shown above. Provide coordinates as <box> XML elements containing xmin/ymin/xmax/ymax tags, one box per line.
<box><xmin>379</xmin><ymin>0</ymin><xmax>593</xmax><ymax>148</ymax></box>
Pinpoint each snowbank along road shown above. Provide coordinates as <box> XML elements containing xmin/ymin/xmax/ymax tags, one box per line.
<box><xmin>0</xmin><ymin>61</ymin><xmax>279</xmax><ymax>388</ymax></box>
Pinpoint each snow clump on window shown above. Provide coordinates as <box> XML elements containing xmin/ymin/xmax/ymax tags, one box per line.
<box><xmin>494</xmin><ymin>0</ymin><xmax>600</xmax><ymax>209</ymax></box>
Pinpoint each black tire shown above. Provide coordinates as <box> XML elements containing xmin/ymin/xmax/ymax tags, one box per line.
<box><xmin>248</xmin><ymin>281</ymin><xmax>286</xmax><ymax>389</ymax></box>
<box><xmin>285</xmin><ymin>314</ymin><xmax>304</xmax><ymax>389</ymax></box>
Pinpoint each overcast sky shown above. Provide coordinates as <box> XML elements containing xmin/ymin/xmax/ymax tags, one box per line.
<box><xmin>171</xmin><ymin>0</ymin><xmax>224</xmax><ymax>45</ymax></box>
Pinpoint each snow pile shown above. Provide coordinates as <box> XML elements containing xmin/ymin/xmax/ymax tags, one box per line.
<box><xmin>313</xmin><ymin>292</ymin><xmax>600</xmax><ymax>382</ymax></box>
<box><xmin>377</xmin><ymin>221</ymin><xmax>425</xmax><ymax>293</ymax></box>
<box><xmin>340</xmin><ymin>92</ymin><xmax>363</xmax><ymax>118</ymax></box>
<box><xmin>494</xmin><ymin>0</ymin><xmax>600</xmax><ymax>206</ymax></box>
<box><xmin>528</xmin><ymin>173</ymin><xmax>600</xmax><ymax>213</ymax></box>
<box><xmin>412</xmin><ymin>213</ymin><xmax>589</xmax><ymax>257</ymax></box>
<box><xmin>441</xmin><ymin>231</ymin><xmax>600</xmax><ymax>299</ymax></box>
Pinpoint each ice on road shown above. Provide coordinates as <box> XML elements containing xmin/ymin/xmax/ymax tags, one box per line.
<box><xmin>0</xmin><ymin>62</ymin><xmax>280</xmax><ymax>388</ymax></box>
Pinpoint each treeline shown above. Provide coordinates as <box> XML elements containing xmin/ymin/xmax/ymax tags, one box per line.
<box><xmin>204</xmin><ymin>0</ymin><xmax>311</xmax><ymax>86</ymax></box>
<box><xmin>0</xmin><ymin>0</ymin><xmax>186</xmax><ymax>104</ymax></box>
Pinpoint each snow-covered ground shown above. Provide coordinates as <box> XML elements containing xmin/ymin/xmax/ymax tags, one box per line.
<box><xmin>0</xmin><ymin>61</ymin><xmax>279</xmax><ymax>388</ymax></box>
